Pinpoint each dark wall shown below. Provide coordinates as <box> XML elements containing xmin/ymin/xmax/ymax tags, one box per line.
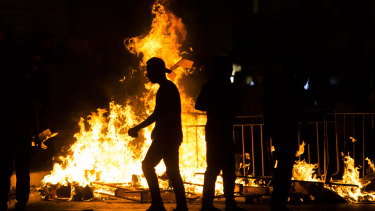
<box><xmin>172</xmin><ymin>0</ymin><xmax>375</xmax><ymax>112</ymax></box>
<box><xmin>1</xmin><ymin>0</ymin><xmax>375</xmax><ymax>128</ymax></box>
<box><xmin>0</xmin><ymin>0</ymin><xmax>156</xmax><ymax>131</ymax></box>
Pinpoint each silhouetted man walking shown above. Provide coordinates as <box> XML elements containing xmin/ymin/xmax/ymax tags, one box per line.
<box><xmin>195</xmin><ymin>57</ymin><xmax>245</xmax><ymax>211</ymax></box>
<box><xmin>128</xmin><ymin>57</ymin><xmax>187</xmax><ymax>211</ymax></box>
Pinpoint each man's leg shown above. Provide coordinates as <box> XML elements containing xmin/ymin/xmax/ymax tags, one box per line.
<box><xmin>270</xmin><ymin>128</ymin><xmax>298</xmax><ymax>210</ymax></box>
<box><xmin>15</xmin><ymin>136</ymin><xmax>30</xmax><ymax>210</ymax></box>
<box><xmin>221</xmin><ymin>143</ymin><xmax>236</xmax><ymax>207</ymax></box>
<box><xmin>1</xmin><ymin>127</ymin><xmax>15</xmax><ymax>210</ymax></box>
<box><xmin>0</xmin><ymin>150</ymin><xmax>13</xmax><ymax>210</ymax></box>
<box><xmin>202</xmin><ymin>141</ymin><xmax>221</xmax><ymax>209</ymax></box>
<box><xmin>142</xmin><ymin>142</ymin><xmax>164</xmax><ymax>209</ymax></box>
<box><xmin>163</xmin><ymin>143</ymin><xmax>187</xmax><ymax>210</ymax></box>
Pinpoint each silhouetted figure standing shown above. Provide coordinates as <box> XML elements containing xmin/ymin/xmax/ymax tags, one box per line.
<box><xmin>0</xmin><ymin>24</ymin><xmax>32</xmax><ymax>211</ymax></box>
<box><xmin>128</xmin><ymin>57</ymin><xmax>187</xmax><ymax>211</ymax></box>
<box><xmin>29</xmin><ymin>47</ymin><xmax>53</xmax><ymax>137</ymax></box>
<box><xmin>195</xmin><ymin>57</ymin><xmax>245</xmax><ymax>211</ymax></box>
<box><xmin>263</xmin><ymin>67</ymin><xmax>305</xmax><ymax>211</ymax></box>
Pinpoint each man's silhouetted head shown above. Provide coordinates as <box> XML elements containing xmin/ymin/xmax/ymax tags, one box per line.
<box><xmin>213</xmin><ymin>56</ymin><xmax>233</xmax><ymax>82</ymax></box>
<box><xmin>146</xmin><ymin>57</ymin><xmax>171</xmax><ymax>83</ymax></box>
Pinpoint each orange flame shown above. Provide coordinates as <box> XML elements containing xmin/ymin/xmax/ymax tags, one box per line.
<box><xmin>124</xmin><ymin>0</ymin><xmax>186</xmax><ymax>69</ymax></box>
<box><xmin>292</xmin><ymin>141</ymin><xmax>319</xmax><ymax>181</ymax></box>
<box><xmin>42</xmin><ymin>0</ymin><xmax>211</xmax><ymax>195</ymax></box>
<box><xmin>326</xmin><ymin>154</ymin><xmax>375</xmax><ymax>202</ymax></box>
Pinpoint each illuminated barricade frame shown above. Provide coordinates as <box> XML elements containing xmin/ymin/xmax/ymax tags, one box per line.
<box><xmin>183</xmin><ymin>113</ymin><xmax>375</xmax><ymax>200</ymax></box>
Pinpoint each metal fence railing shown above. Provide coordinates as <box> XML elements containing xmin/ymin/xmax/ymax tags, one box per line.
<box><xmin>324</xmin><ymin>113</ymin><xmax>375</xmax><ymax>179</ymax></box>
<box><xmin>184</xmin><ymin>113</ymin><xmax>375</xmax><ymax>181</ymax></box>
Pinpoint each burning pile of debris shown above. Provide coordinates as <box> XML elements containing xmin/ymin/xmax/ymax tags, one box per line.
<box><xmin>325</xmin><ymin>155</ymin><xmax>375</xmax><ymax>202</ymax></box>
<box><xmin>291</xmin><ymin>140</ymin><xmax>375</xmax><ymax>203</ymax></box>
<box><xmin>40</xmin><ymin>176</ymin><xmax>177</xmax><ymax>202</ymax></box>
<box><xmin>39</xmin><ymin>0</ymin><xmax>208</xmax><ymax>202</ymax></box>
<box><xmin>38</xmin><ymin>0</ymin><xmax>375</xmax><ymax>205</ymax></box>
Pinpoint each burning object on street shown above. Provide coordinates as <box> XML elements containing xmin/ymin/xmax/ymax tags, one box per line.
<box><xmin>40</xmin><ymin>0</ymin><xmax>209</xmax><ymax>201</ymax></box>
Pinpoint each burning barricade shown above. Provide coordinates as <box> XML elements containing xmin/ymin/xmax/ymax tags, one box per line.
<box><xmin>291</xmin><ymin>140</ymin><xmax>375</xmax><ymax>203</ymax></box>
<box><xmin>39</xmin><ymin>0</ymin><xmax>209</xmax><ymax>201</ymax></box>
<box><xmin>38</xmin><ymin>0</ymin><xmax>375</xmax><ymax>205</ymax></box>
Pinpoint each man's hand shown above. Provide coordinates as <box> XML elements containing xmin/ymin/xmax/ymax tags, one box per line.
<box><xmin>128</xmin><ymin>127</ymin><xmax>139</xmax><ymax>138</ymax></box>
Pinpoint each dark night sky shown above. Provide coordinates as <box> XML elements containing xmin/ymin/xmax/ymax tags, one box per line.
<box><xmin>1</xmin><ymin>0</ymin><xmax>375</xmax><ymax>130</ymax></box>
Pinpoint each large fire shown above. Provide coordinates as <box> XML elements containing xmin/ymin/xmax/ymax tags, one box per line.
<box><xmin>42</xmin><ymin>0</ymin><xmax>210</xmax><ymax>195</ymax></box>
<box><xmin>40</xmin><ymin>0</ymin><xmax>375</xmax><ymax>204</ymax></box>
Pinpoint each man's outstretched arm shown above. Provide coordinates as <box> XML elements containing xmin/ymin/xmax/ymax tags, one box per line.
<box><xmin>128</xmin><ymin>112</ymin><xmax>157</xmax><ymax>137</ymax></box>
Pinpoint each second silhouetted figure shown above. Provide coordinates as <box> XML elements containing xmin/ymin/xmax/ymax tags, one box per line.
<box><xmin>195</xmin><ymin>57</ymin><xmax>245</xmax><ymax>211</ymax></box>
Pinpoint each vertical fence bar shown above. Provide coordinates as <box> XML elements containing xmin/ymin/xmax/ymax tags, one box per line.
<box><xmin>241</xmin><ymin>126</ymin><xmax>246</xmax><ymax>176</ymax></box>
<box><xmin>233</xmin><ymin>125</ymin><xmax>235</xmax><ymax>141</ymax></box>
<box><xmin>186</xmin><ymin>125</ymin><xmax>190</xmax><ymax>166</ymax></box>
<box><xmin>298</xmin><ymin>126</ymin><xmax>301</xmax><ymax>161</ymax></box>
<box><xmin>308</xmin><ymin>144</ymin><xmax>311</xmax><ymax>164</ymax></box>
<box><xmin>196</xmin><ymin>126</ymin><xmax>199</xmax><ymax>169</ymax></box>
<box><xmin>316</xmin><ymin>122</ymin><xmax>321</xmax><ymax>175</ymax></box>
<box><xmin>251</xmin><ymin>125</ymin><xmax>255</xmax><ymax>176</ymax></box>
<box><xmin>352</xmin><ymin>114</ymin><xmax>356</xmax><ymax>161</ymax></box>
<box><xmin>343</xmin><ymin>114</ymin><xmax>346</xmax><ymax>153</ymax></box>
<box><xmin>324</xmin><ymin>121</ymin><xmax>328</xmax><ymax>178</ymax></box>
<box><xmin>260</xmin><ymin>125</ymin><xmax>264</xmax><ymax>177</ymax></box>
<box><xmin>362</xmin><ymin>114</ymin><xmax>365</xmax><ymax>177</ymax></box>
<box><xmin>333</xmin><ymin>114</ymin><xmax>340</xmax><ymax>176</ymax></box>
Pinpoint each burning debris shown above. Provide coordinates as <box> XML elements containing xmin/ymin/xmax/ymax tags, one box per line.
<box><xmin>292</xmin><ymin>141</ymin><xmax>319</xmax><ymax>182</ymax></box>
<box><xmin>326</xmin><ymin>154</ymin><xmax>375</xmax><ymax>202</ymax></box>
<box><xmin>290</xmin><ymin>140</ymin><xmax>375</xmax><ymax>203</ymax></box>
<box><xmin>292</xmin><ymin>160</ymin><xmax>319</xmax><ymax>182</ymax></box>
<box><xmin>37</xmin><ymin>0</ymin><xmax>375</xmax><ymax>206</ymax></box>
<box><xmin>40</xmin><ymin>0</ymin><xmax>209</xmax><ymax>201</ymax></box>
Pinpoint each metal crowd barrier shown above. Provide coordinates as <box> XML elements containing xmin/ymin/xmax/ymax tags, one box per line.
<box><xmin>324</xmin><ymin>113</ymin><xmax>375</xmax><ymax>179</ymax></box>
<box><xmin>184</xmin><ymin>113</ymin><xmax>375</xmax><ymax>180</ymax></box>
<box><xmin>232</xmin><ymin>113</ymin><xmax>375</xmax><ymax>180</ymax></box>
